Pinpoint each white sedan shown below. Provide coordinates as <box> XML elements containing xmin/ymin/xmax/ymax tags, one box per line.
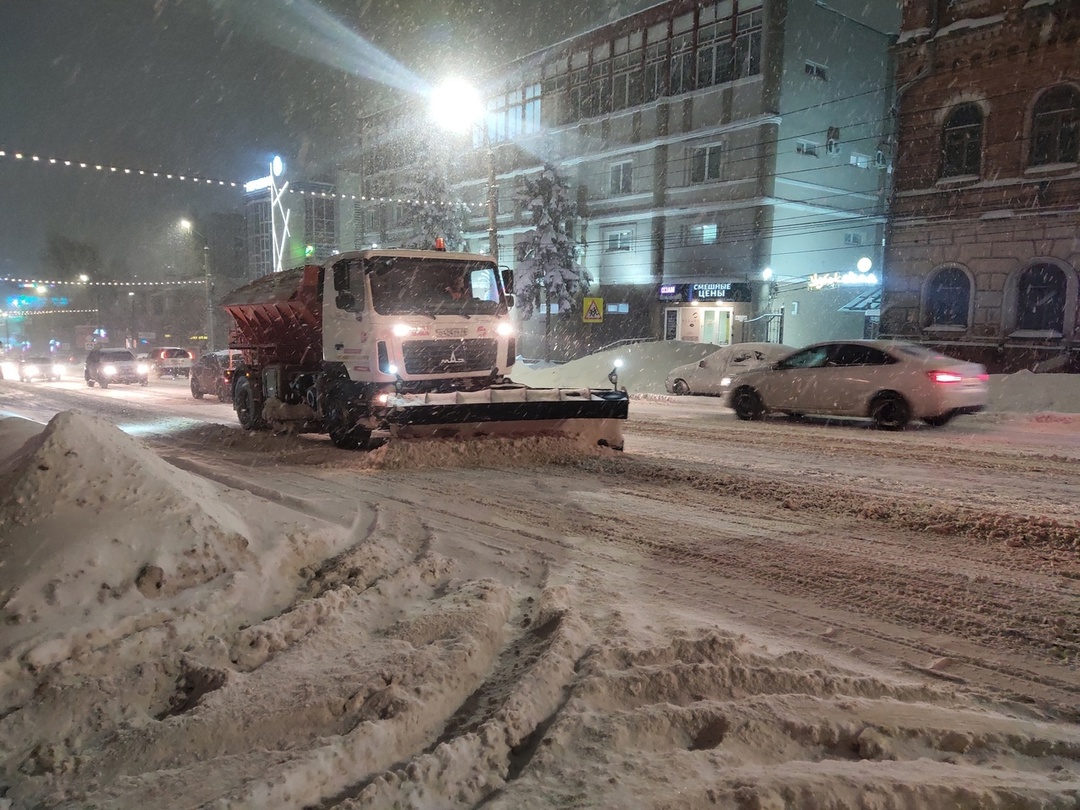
<box><xmin>666</xmin><ymin>343</ymin><xmax>797</xmax><ymax>396</ymax></box>
<box><xmin>728</xmin><ymin>340</ymin><xmax>989</xmax><ymax>430</ymax></box>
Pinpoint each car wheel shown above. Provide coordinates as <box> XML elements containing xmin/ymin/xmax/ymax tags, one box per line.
<box><xmin>99</xmin><ymin>380</ymin><xmax>109</xmax><ymax>389</ymax></box>
<box><xmin>671</xmin><ymin>378</ymin><xmax>690</xmax><ymax>396</ymax></box>
<box><xmin>86</xmin><ymin>377</ymin><xmax>95</xmax><ymax>388</ymax></box>
<box><xmin>923</xmin><ymin>412</ymin><xmax>954</xmax><ymax>427</ymax></box>
<box><xmin>140</xmin><ymin>378</ymin><xmax>149</xmax><ymax>387</ymax></box>
<box><xmin>234</xmin><ymin>376</ymin><xmax>266</xmax><ymax>430</ymax></box>
<box><xmin>191</xmin><ymin>378</ymin><xmax>204</xmax><ymax>399</ymax></box>
<box><xmin>216</xmin><ymin>381</ymin><xmax>228</xmax><ymax>402</ymax></box>
<box><xmin>871</xmin><ymin>392</ymin><xmax>911</xmax><ymax>430</ymax></box>
<box><xmin>731</xmin><ymin>386</ymin><xmax>765</xmax><ymax>421</ymax></box>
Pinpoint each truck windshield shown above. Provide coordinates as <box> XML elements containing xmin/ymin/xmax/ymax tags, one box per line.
<box><xmin>366</xmin><ymin>256</ymin><xmax>505</xmax><ymax>316</ymax></box>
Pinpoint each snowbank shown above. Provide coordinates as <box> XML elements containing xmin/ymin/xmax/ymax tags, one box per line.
<box><xmin>0</xmin><ymin>411</ymin><xmax>346</xmax><ymax>671</ymax></box>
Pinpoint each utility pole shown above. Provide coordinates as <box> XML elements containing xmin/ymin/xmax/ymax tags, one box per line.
<box><xmin>203</xmin><ymin>244</ymin><xmax>215</xmax><ymax>351</ymax></box>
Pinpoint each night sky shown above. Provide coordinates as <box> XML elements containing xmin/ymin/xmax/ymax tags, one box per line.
<box><xmin>0</xmin><ymin>0</ymin><xmax>896</xmax><ymax>279</ymax></box>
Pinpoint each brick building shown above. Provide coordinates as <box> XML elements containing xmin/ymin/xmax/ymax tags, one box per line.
<box><xmin>882</xmin><ymin>0</ymin><xmax>1080</xmax><ymax>372</ymax></box>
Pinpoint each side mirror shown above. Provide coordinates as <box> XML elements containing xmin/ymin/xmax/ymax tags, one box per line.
<box><xmin>505</xmin><ymin>293</ymin><xmax>516</xmax><ymax>309</ymax></box>
<box><xmin>501</xmin><ymin>267</ymin><xmax>514</xmax><ymax>293</ymax></box>
<box><xmin>335</xmin><ymin>291</ymin><xmax>356</xmax><ymax>311</ymax></box>
<box><xmin>698</xmin><ymin>360</ymin><xmax>707</xmax><ymax>369</ymax></box>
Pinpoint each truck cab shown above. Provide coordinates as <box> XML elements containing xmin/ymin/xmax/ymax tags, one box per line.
<box><xmin>323</xmin><ymin>249</ymin><xmax>516</xmax><ymax>391</ymax></box>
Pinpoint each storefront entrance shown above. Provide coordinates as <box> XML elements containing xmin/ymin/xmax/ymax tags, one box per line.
<box><xmin>664</xmin><ymin>306</ymin><xmax>733</xmax><ymax>344</ymax></box>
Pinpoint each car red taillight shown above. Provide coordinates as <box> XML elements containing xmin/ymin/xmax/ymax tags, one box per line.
<box><xmin>929</xmin><ymin>371</ymin><xmax>963</xmax><ymax>384</ymax></box>
<box><xmin>977</xmin><ymin>373</ymin><xmax>989</xmax><ymax>381</ymax></box>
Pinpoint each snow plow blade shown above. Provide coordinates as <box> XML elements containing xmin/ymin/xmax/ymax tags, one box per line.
<box><xmin>381</xmin><ymin>386</ymin><xmax>629</xmax><ymax>450</ymax></box>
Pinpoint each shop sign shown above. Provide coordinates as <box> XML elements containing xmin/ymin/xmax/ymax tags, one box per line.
<box><xmin>658</xmin><ymin>282</ymin><xmax>751</xmax><ymax>303</ymax></box>
<box><xmin>807</xmin><ymin>271</ymin><xmax>878</xmax><ymax>290</ymax></box>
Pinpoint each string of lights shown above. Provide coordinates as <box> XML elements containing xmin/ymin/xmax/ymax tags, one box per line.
<box><xmin>0</xmin><ymin>277</ymin><xmax>205</xmax><ymax>287</ymax></box>
<box><xmin>0</xmin><ymin>149</ymin><xmax>471</xmax><ymax>209</ymax></box>
<box><xmin>0</xmin><ymin>308</ymin><xmax>100</xmax><ymax>317</ymax></box>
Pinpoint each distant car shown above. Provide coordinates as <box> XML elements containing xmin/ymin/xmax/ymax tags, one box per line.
<box><xmin>145</xmin><ymin>346</ymin><xmax>194</xmax><ymax>377</ymax></box>
<box><xmin>190</xmin><ymin>350</ymin><xmax>243</xmax><ymax>402</ymax></box>
<box><xmin>17</xmin><ymin>356</ymin><xmax>65</xmax><ymax>382</ymax></box>
<box><xmin>84</xmin><ymin>348</ymin><xmax>150</xmax><ymax>388</ymax></box>
<box><xmin>728</xmin><ymin>340</ymin><xmax>989</xmax><ymax>430</ymax></box>
<box><xmin>666</xmin><ymin>343</ymin><xmax>797</xmax><ymax>396</ymax></box>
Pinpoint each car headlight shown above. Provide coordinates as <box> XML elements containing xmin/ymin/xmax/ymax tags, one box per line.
<box><xmin>103</xmin><ymin>364</ymin><xmax>118</xmax><ymax>375</ymax></box>
<box><xmin>24</xmin><ymin>365</ymin><xmax>40</xmax><ymax>377</ymax></box>
<box><xmin>392</xmin><ymin>322</ymin><xmax>412</xmax><ymax>337</ymax></box>
<box><xmin>52</xmin><ymin>365</ymin><xmax>65</xmax><ymax>376</ymax></box>
<box><xmin>136</xmin><ymin>363</ymin><xmax>149</xmax><ymax>374</ymax></box>
<box><xmin>720</xmin><ymin>376</ymin><xmax>732</xmax><ymax>387</ymax></box>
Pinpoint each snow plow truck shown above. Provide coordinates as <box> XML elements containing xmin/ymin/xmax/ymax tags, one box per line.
<box><xmin>221</xmin><ymin>246</ymin><xmax>629</xmax><ymax>450</ymax></box>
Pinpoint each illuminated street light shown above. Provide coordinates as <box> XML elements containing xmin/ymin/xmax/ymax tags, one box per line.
<box><xmin>430</xmin><ymin>78</ymin><xmax>497</xmax><ymax>262</ymax></box>
<box><xmin>761</xmin><ymin>267</ymin><xmax>774</xmax><ymax>281</ymax></box>
<box><xmin>180</xmin><ymin>218</ymin><xmax>215</xmax><ymax>350</ymax></box>
<box><xmin>857</xmin><ymin>256</ymin><xmax>873</xmax><ymax>273</ymax></box>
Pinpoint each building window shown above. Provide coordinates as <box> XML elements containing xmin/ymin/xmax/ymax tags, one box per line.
<box><xmin>669</xmin><ymin>13</ymin><xmax>694</xmax><ymax>96</ymax></box>
<box><xmin>925</xmin><ymin>266</ymin><xmax>970</xmax><ymax>328</ymax></box>
<box><xmin>523</xmin><ymin>83</ymin><xmax>541</xmax><ymax>135</ymax></box>
<box><xmin>843</xmin><ymin>232</ymin><xmax>864</xmax><ymax>246</ymax></box>
<box><xmin>734</xmin><ymin>8</ymin><xmax>763</xmax><ymax>79</ymax></box>
<box><xmin>609</xmin><ymin>161</ymin><xmax>633</xmax><ymax>195</ymax></box>
<box><xmin>1030</xmin><ymin>85</ymin><xmax>1080</xmax><ymax>166</ymax></box>
<box><xmin>611</xmin><ymin>33</ymin><xmax>644</xmax><ymax>110</ymax></box>
<box><xmin>796</xmin><ymin>139</ymin><xmax>819</xmax><ymax>157</ymax></box>
<box><xmin>691</xmin><ymin>144</ymin><xmax>723</xmax><ymax>182</ymax></box>
<box><xmin>696</xmin><ymin>3</ymin><xmax>734</xmax><ymax>89</ymax></box>
<box><xmin>605</xmin><ymin>230</ymin><xmax>634</xmax><ymax>252</ymax></box>
<box><xmin>804</xmin><ymin>61</ymin><xmax>828</xmax><ymax>81</ymax></box>
<box><xmin>941</xmin><ymin>104</ymin><xmax>983</xmax><ymax>178</ymax></box>
<box><xmin>687</xmin><ymin>223</ymin><xmax>718</xmax><ymax>245</ymax></box>
<box><xmin>644</xmin><ymin>23</ymin><xmax>668</xmax><ymax>103</ymax></box>
<box><xmin>849</xmin><ymin>152</ymin><xmax>871</xmax><ymax>168</ymax></box>
<box><xmin>605</xmin><ymin>303</ymin><xmax>630</xmax><ymax>313</ymax></box>
<box><xmin>1016</xmin><ymin>263</ymin><xmax>1067</xmax><ymax>332</ymax></box>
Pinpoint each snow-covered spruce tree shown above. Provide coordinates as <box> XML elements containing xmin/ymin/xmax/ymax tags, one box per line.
<box><xmin>514</xmin><ymin>163</ymin><xmax>591</xmax><ymax>361</ymax></box>
<box><xmin>396</xmin><ymin>167</ymin><xmax>467</xmax><ymax>250</ymax></box>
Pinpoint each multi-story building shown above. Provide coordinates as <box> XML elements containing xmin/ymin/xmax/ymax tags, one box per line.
<box><xmin>245</xmin><ymin>180</ymin><xmax>338</xmax><ymax>280</ymax></box>
<box><xmin>882</xmin><ymin>0</ymin><xmax>1080</xmax><ymax>373</ymax></box>
<box><xmin>352</xmin><ymin>0</ymin><xmax>896</xmax><ymax>359</ymax></box>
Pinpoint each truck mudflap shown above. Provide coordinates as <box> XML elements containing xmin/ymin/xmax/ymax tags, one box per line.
<box><xmin>379</xmin><ymin>386</ymin><xmax>629</xmax><ymax>450</ymax></box>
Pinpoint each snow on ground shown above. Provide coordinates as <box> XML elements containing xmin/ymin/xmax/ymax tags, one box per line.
<box><xmin>0</xmin><ymin>347</ymin><xmax>1078</xmax><ymax>808</ymax></box>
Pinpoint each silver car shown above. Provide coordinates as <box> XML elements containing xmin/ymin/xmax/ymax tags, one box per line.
<box><xmin>666</xmin><ymin>343</ymin><xmax>796</xmax><ymax>396</ymax></box>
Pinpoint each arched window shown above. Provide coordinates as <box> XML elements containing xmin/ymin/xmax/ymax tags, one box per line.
<box><xmin>1016</xmin><ymin>263</ymin><xmax>1067</xmax><ymax>332</ymax></box>
<box><xmin>1030</xmin><ymin>86</ymin><xmax>1080</xmax><ymax>166</ymax></box>
<box><xmin>941</xmin><ymin>104</ymin><xmax>983</xmax><ymax>177</ymax></box>
<box><xmin>925</xmin><ymin>266</ymin><xmax>970</xmax><ymax>327</ymax></box>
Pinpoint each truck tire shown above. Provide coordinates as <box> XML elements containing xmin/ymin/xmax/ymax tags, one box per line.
<box><xmin>234</xmin><ymin>376</ymin><xmax>266</xmax><ymax>430</ymax></box>
<box><xmin>326</xmin><ymin>388</ymin><xmax>372</xmax><ymax>450</ymax></box>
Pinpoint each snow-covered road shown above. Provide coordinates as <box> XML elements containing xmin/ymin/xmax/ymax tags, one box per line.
<box><xmin>1</xmin><ymin>378</ymin><xmax>1078</xmax><ymax>807</ymax></box>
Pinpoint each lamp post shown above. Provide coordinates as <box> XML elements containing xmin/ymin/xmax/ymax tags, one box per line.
<box><xmin>430</xmin><ymin>78</ymin><xmax>497</xmax><ymax>262</ymax></box>
<box><xmin>180</xmin><ymin>218</ymin><xmax>215</xmax><ymax>351</ymax></box>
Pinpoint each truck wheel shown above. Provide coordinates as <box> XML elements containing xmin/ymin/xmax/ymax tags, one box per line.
<box><xmin>234</xmin><ymin>377</ymin><xmax>266</xmax><ymax>430</ymax></box>
<box><xmin>326</xmin><ymin>392</ymin><xmax>371</xmax><ymax>450</ymax></box>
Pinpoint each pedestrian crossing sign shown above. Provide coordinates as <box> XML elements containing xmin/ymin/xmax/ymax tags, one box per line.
<box><xmin>583</xmin><ymin>297</ymin><xmax>603</xmax><ymax>323</ymax></box>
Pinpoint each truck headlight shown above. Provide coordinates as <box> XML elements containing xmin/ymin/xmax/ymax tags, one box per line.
<box><xmin>103</xmin><ymin>364</ymin><xmax>118</xmax><ymax>376</ymax></box>
<box><xmin>496</xmin><ymin>322</ymin><xmax>515</xmax><ymax>336</ymax></box>
<box><xmin>392</xmin><ymin>322</ymin><xmax>412</xmax><ymax>337</ymax></box>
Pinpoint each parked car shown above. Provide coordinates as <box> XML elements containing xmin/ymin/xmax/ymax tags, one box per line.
<box><xmin>728</xmin><ymin>340</ymin><xmax>989</xmax><ymax>430</ymax></box>
<box><xmin>17</xmin><ymin>356</ymin><xmax>65</xmax><ymax>382</ymax></box>
<box><xmin>666</xmin><ymin>343</ymin><xmax>796</xmax><ymax>396</ymax></box>
<box><xmin>190</xmin><ymin>350</ymin><xmax>243</xmax><ymax>402</ymax></box>
<box><xmin>84</xmin><ymin>348</ymin><xmax>150</xmax><ymax>388</ymax></box>
<box><xmin>145</xmin><ymin>346</ymin><xmax>195</xmax><ymax>377</ymax></box>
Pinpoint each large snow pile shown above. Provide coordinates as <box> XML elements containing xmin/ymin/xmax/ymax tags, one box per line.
<box><xmin>512</xmin><ymin>340</ymin><xmax>718</xmax><ymax>394</ymax></box>
<box><xmin>0</xmin><ymin>412</ymin><xmax>346</xmax><ymax>672</ymax></box>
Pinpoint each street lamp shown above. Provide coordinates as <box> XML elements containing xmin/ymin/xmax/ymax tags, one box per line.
<box><xmin>431</xmin><ymin>78</ymin><xmax>498</xmax><ymax>262</ymax></box>
<box><xmin>180</xmin><ymin>218</ymin><xmax>214</xmax><ymax>351</ymax></box>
